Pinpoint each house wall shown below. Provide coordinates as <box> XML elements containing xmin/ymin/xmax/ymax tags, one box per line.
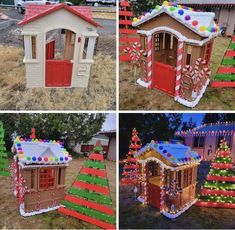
<box><xmin>107</xmin><ymin>136</ymin><xmax>116</xmax><ymax>161</ymax></box>
<box><xmin>218</xmin><ymin>8</ymin><xmax>235</xmax><ymax>36</ymax></box>
<box><xmin>22</xmin><ymin>165</ymin><xmax>67</xmax><ymax>213</ymax></box>
<box><xmin>21</xmin><ymin>8</ymin><xmax>98</xmax><ymax>88</ymax></box>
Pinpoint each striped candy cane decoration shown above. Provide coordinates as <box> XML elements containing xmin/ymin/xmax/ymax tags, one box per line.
<box><xmin>146</xmin><ymin>35</ymin><xmax>152</xmax><ymax>88</ymax></box>
<box><xmin>175</xmin><ymin>40</ymin><xmax>184</xmax><ymax>97</ymax></box>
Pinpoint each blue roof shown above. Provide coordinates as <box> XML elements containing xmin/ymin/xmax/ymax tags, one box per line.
<box><xmin>135</xmin><ymin>141</ymin><xmax>201</xmax><ymax>166</ymax></box>
<box><xmin>175</xmin><ymin>122</ymin><xmax>235</xmax><ymax>136</ymax></box>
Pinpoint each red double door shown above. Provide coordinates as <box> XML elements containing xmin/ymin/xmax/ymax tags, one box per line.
<box><xmin>148</xmin><ymin>183</ymin><xmax>161</xmax><ymax>209</ymax></box>
<box><xmin>45</xmin><ymin>40</ymin><xmax>72</xmax><ymax>87</ymax></box>
<box><xmin>152</xmin><ymin>61</ymin><xmax>176</xmax><ymax>96</ymax></box>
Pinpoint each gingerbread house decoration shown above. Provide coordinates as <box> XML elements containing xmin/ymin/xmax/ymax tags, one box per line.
<box><xmin>134</xmin><ymin>140</ymin><xmax>202</xmax><ymax>218</ymax></box>
<box><xmin>11</xmin><ymin>136</ymin><xmax>72</xmax><ymax>216</ymax></box>
<box><xmin>18</xmin><ymin>3</ymin><xmax>100</xmax><ymax>88</ymax></box>
<box><xmin>132</xmin><ymin>1</ymin><xmax>220</xmax><ymax>107</ymax></box>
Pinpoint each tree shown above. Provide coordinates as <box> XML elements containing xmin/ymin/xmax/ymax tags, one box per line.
<box><xmin>196</xmin><ymin>139</ymin><xmax>235</xmax><ymax>208</ymax></box>
<box><xmin>0</xmin><ymin>114</ymin><xmax>106</xmax><ymax>153</ymax></box>
<box><xmin>121</xmin><ymin>128</ymin><xmax>142</xmax><ymax>185</ymax></box>
<box><xmin>202</xmin><ymin>114</ymin><xmax>221</xmax><ymax>124</ymax></box>
<box><xmin>59</xmin><ymin>141</ymin><xmax>116</xmax><ymax>229</ymax></box>
<box><xmin>220</xmin><ymin>114</ymin><xmax>235</xmax><ymax>122</ymax></box>
<box><xmin>181</xmin><ymin>117</ymin><xmax>197</xmax><ymax>131</ymax></box>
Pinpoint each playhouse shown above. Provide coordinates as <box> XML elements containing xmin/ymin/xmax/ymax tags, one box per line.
<box><xmin>132</xmin><ymin>1</ymin><xmax>220</xmax><ymax>107</ymax></box>
<box><xmin>11</xmin><ymin>136</ymin><xmax>72</xmax><ymax>216</ymax></box>
<box><xmin>134</xmin><ymin>140</ymin><xmax>201</xmax><ymax>218</ymax></box>
<box><xmin>18</xmin><ymin>3</ymin><xmax>100</xmax><ymax>88</ymax></box>
<box><xmin>175</xmin><ymin>121</ymin><xmax>235</xmax><ymax>161</ymax></box>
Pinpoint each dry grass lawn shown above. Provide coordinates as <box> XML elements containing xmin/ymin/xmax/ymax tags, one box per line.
<box><xmin>0</xmin><ymin>158</ymin><xmax>116</xmax><ymax>229</ymax></box>
<box><xmin>0</xmin><ymin>45</ymin><xmax>116</xmax><ymax>110</ymax></box>
<box><xmin>119</xmin><ymin>36</ymin><xmax>235</xmax><ymax>110</ymax></box>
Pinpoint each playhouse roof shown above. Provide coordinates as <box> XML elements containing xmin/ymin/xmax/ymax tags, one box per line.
<box><xmin>13</xmin><ymin>137</ymin><xmax>72</xmax><ymax>165</ymax></box>
<box><xmin>132</xmin><ymin>1</ymin><xmax>220</xmax><ymax>38</ymax></box>
<box><xmin>175</xmin><ymin>122</ymin><xmax>235</xmax><ymax>137</ymax></box>
<box><xmin>176</xmin><ymin>0</ymin><xmax>235</xmax><ymax>5</ymax></box>
<box><xmin>134</xmin><ymin>140</ymin><xmax>201</xmax><ymax>166</ymax></box>
<box><xmin>18</xmin><ymin>3</ymin><xmax>100</xmax><ymax>27</ymax></box>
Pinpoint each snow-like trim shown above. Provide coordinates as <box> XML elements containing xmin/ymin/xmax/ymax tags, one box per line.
<box><xmin>137</xmin><ymin>196</ymin><xmax>145</xmax><ymax>203</ymax></box>
<box><xmin>161</xmin><ymin>198</ymin><xmax>198</xmax><ymax>219</ymax></box>
<box><xmin>137</xmin><ymin>28</ymin><xmax>220</xmax><ymax>46</ymax></box>
<box><xmin>20</xmin><ymin>203</ymin><xmax>62</xmax><ymax>217</ymax></box>
<box><xmin>175</xmin><ymin>78</ymin><xmax>209</xmax><ymax>108</ymax></box>
<box><xmin>137</xmin><ymin>78</ymin><xmax>151</xmax><ymax>88</ymax></box>
<box><xmin>132</xmin><ymin>5</ymin><xmax>220</xmax><ymax>38</ymax></box>
<box><xmin>18</xmin><ymin>161</ymin><xmax>69</xmax><ymax>169</ymax></box>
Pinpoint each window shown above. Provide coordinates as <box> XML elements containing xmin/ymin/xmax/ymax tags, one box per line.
<box><xmin>186</xmin><ymin>54</ymin><xmax>191</xmax><ymax>65</ymax></box>
<box><xmin>204</xmin><ymin>42</ymin><xmax>212</xmax><ymax>64</ymax></box>
<box><xmin>39</xmin><ymin>168</ymin><xmax>55</xmax><ymax>189</ymax></box>
<box><xmin>193</xmin><ymin>136</ymin><xmax>205</xmax><ymax>148</ymax></box>
<box><xmin>31</xmin><ymin>36</ymin><xmax>36</xmax><ymax>59</ymax></box>
<box><xmin>141</xmin><ymin>35</ymin><xmax>147</xmax><ymax>51</ymax></box>
<box><xmin>58</xmin><ymin>168</ymin><xmax>62</xmax><ymax>185</ymax></box>
<box><xmin>148</xmin><ymin>161</ymin><xmax>157</xmax><ymax>177</ymax></box>
<box><xmin>82</xmin><ymin>37</ymin><xmax>96</xmax><ymax>60</ymax></box>
<box><xmin>24</xmin><ymin>35</ymin><xmax>37</xmax><ymax>61</ymax></box>
<box><xmin>183</xmin><ymin>168</ymin><xmax>193</xmax><ymax>188</ymax></box>
<box><xmin>217</xmin><ymin>136</ymin><xmax>231</xmax><ymax>148</ymax></box>
<box><xmin>82</xmin><ymin>37</ymin><xmax>89</xmax><ymax>59</ymax></box>
<box><xmin>154</xmin><ymin>34</ymin><xmax>160</xmax><ymax>51</ymax></box>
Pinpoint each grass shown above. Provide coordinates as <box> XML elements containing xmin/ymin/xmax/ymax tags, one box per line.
<box><xmin>0</xmin><ymin>45</ymin><xmax>116</xmax><ymax>110</ymax></box>
<box><xmin>119</xmin><ymin>161</ymin><xmax>235</xmax><ymax>229</ymax></box>
<box><xmin>119</xmin><ymin>36</ymin><xmax>235</xmax><ymax>110</ymax></box>
<box><xmin>0</xmin><ymin>158</ymin><xmax>116</xmax><ymax>229</ymax></box>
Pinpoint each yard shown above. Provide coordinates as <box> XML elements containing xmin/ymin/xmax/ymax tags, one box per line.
<box><xmin>0</xmin><ymin>157</ymin><xmax>116</xmax><ymax>229</ymax></box>
<box><xmin>0</xmin><ymin>7</ymin><xmax>116</xmax><ymax>110</ymax></box>
<box><xmin>119</xmin><ymin>36</ymin><xmax>235</xmax><ymax>110</ymax></box>
<box><xmin>119</xmin><ymin>161</ymin><xmax>235</xmax><ymax>229</ymax></box>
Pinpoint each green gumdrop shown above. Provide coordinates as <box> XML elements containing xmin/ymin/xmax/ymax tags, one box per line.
<box><xmin>170</xmin><ymin>6</ymin><xmax>175</xmax><ymax>11</ymax></box>
<box><xmin>26</xmin><ymin>156</ymin><xmax>31</xmax><ymax>161</ymax></box>
<box><xmin>55</xmin><ymin>157</ymin><xmax>59</xmax><ymax>162</ymax></box>
<box><xmin>206</xmin><ymin>27</ymin><xmax>211</xmax><ymax>32</ymax></box>
<box><xmin>155</xmin><ymin>5</ymin><xmax>160</xmax><ymax>11</ymax></box>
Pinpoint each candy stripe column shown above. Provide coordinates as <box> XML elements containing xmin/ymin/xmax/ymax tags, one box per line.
<box><xmin>146</xmin><ymin>35</ymin><xmax>153</xmax><ymax>88</ymax></box>
<box><xmin>175</xmin><ymin>40</ymin><xmax>184</xmax><ymax>98</ymax></box>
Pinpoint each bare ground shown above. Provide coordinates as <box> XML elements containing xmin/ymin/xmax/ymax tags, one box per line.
<box><xmin>0</xmin><ymin>157</ymin><xmax>116</xmax><ymax>229</ymax></box>
<box><xmin>0</xmin><ymin>45</ymin><xmax>115</xmax><ymax>110</ymax></box>
<box><xmin>119</xmin><ymin>36</ymin><xmax>235</xmax><ymax>110</ymax></box>
<box><xmin>119</xmin><ymin>162</ymin><xmax>235</xmax><ymax>229</ymax></box>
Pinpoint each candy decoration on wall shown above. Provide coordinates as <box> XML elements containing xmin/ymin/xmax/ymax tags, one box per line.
<box><xmin>164</xmin><ymin>179</ymin><xmax>182</xmax><ymax>200</ymax></box>
<box><xmin>124</xmin><ymin>42</ymin><xmax>147</xmax><ymax>84</ymax></box>
<box><xmin>59</xmin><ymin>141</ymin><xmax>116</xmax><ymax>229</ymax></box>
<box><xmin>195</xmin><ymin>139</ymin><xmax>235</xmax><ymax>208</ymax></box>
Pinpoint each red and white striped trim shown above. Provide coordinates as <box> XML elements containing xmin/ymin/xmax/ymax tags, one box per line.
<box><xmin>146</xmin><ymin>35</ymin><xmax>152</xmax><ymax>88</ymax></box>
<box><xmin>175</xmin><ymin>40</ymin><xmax>184</xmax><ymax>98</ymax></box>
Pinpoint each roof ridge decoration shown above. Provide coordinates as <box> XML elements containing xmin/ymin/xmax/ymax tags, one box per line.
<box><xmin>134</xmin><ymin>140</ymin><xmax>201</xmax><ymax>166</ymax></box>
<box><xmin>132</xmin><ymin>1</ymin><xmax>220</xmax><ymax>38</ymax></box>
<box><xmin>175</xmin><ymin>121</ymin><xmax>235</xmax><ymax>136</ymax></box>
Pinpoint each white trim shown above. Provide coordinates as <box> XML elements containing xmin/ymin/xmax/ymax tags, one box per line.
<box><xmin>137</xmin><ymin>196</ymin><xmax>145</xmax><ymax>203</ymax></box>
<box><xmin>21</xmin><ymin>31</ymin><xmax>40</xmax><ymax>36</ymax></box>
<box><xmin>23</xmin><ymin>58</ymin><xmax>40</xmax><ymax>64</ymax></box>
<box><xmin>137</xmin><ymin>27</ymin><xmax>219</xmax><ymax>46</ymax></box>
<box><xmin>161</xmin><ymin>199</ymin><xmax>198</xmax><ymax>219</ymax></box>
<box><xmin>175</xmin><ymin>78</ymin><xmax>210</xmax><ymax>108</ymax></box>
<box><xmin>82</xmin><ymin>32</ymin><xmax>99</xmax><ymax>37</ymax></box>
<box><xmin>20</xmin><ymin>203</ymin><xmax>62</xmax><ymax>217</ymax></box>
<box><xmin>138</xmin><ymin>157</ymin><xmax>200</xmax><ymax>171</ymax></box>
<box><xmin>137</xmin><ymin>78</ymin><xmax>151</xmax><ymax>88</ymax></box>
<box><xmin>18</xmin><ymin>162</ymin><xmax>69</xmax><ymax>169</ymax></box>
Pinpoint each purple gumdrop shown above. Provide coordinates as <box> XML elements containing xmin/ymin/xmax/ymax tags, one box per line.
<box><xmin>185</xmin><ymin>15</ymin><xmax>191</xmax><ymax>21</ymax></box>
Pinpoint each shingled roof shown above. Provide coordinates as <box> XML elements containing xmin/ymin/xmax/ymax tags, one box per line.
<box><xmin>175</xmin><ymin>122</ymin><xmax>235</xmax><ymax>137</ymax></box>
<box><xmin>18</xmin><ymin>3</ymin><xmax>100</xmax><ymax>27</ymax></box>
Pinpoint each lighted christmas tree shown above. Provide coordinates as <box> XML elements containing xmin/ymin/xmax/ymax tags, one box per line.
<box><xmin>196</xmin><ymin>139</ymin><xmax>235</xmax><ymax>208</ymax></box>
<box><xmin>0</xmin><ymin>121</ymin><xmax>10</xmax><ymax>176</ymax></box>
<box><xmin>120</xmin><ymin>128</ymin><xmax>142</xmax><ymax>185</ymax></box>
<box><xmin>59</xmin><ymin>141</ymin><xmax>116</xmax><ymax>229</ymax></box>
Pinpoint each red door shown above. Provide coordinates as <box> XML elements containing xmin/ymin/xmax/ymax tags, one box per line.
<box><xmin>148</xmin><ymin>183</ymin><xmax>161</xmax><ymax>209</ymax></box>
<box><xmin>46</xmin><ymin>60</ymin><xmax>72</xmax><ymax>87</ymax></box>
<box><xmin>153</xmin><ymin>61</ymin><xmax>176</xmax><ymax>96</ymax></box>
<box><xmin>46</xmin><ymin>40</ymin><xmax>55</xmax><ymax>60</ymax></box>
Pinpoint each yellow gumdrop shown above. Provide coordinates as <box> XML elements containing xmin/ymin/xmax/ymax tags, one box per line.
<box><xmin>163</xmin><ymin>1</ymin><xmax>169</xmax><ymax>6</ymax></box>
<box><xmin>199</xmin><ymin>25</ymin><xmax>206</xmax><ymax>32</ymax></box>
<box><xmin>133</xmin><ymin>17</ymin><xmax>138</xmax><ymax>22</ymax></box>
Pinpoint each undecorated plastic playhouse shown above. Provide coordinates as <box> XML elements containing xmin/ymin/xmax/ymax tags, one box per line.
<box><xmin>132</xmin><ymin>1</ymin><xmax>220</xmax><ymax>107</ymax></box>
<box><xmin>18</xmin><ymin>3</ymin><xmax>100</xmax><ymax>88</ymax></box>
<box><xmin>135</xmin><ymin>140</ymin><xmax>202</xmax><ymax>218</ymax></box>
<box><xmin>11</xmin><ymin>136</ymin><xmax>72</xmax><ymax>216</ymax></box>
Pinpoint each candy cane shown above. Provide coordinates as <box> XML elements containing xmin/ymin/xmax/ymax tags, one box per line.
<box><xmin>146</xmin><ymin>35</ymin><xmax>152</xmax><ymax>87</ymax></box>
<box><xmin>175</xmin><ymin>40</ymin><xmax>184</xmax><ymax>97</ymax></box>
